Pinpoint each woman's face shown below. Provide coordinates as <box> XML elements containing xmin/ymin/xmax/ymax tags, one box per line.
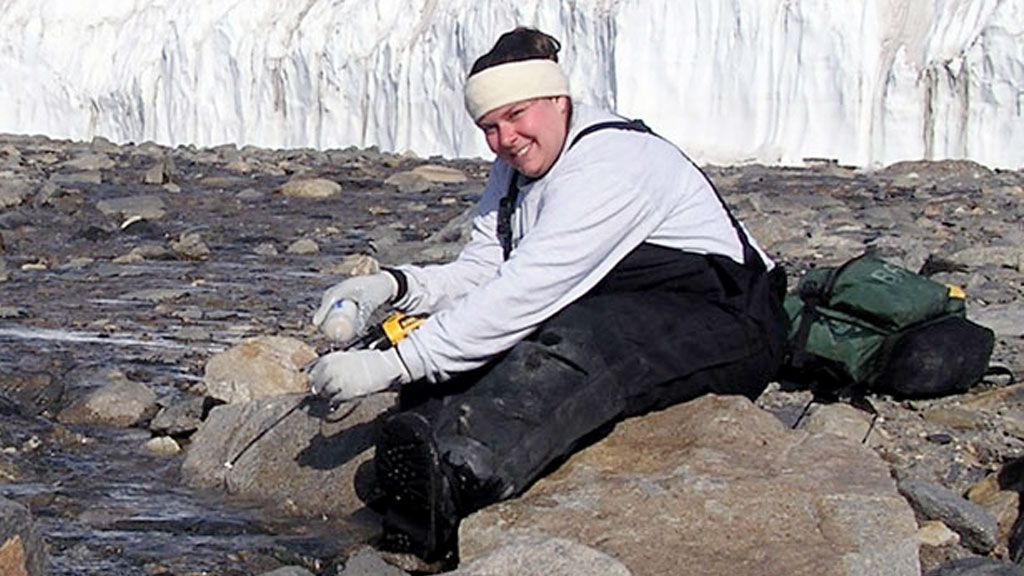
<box><xmin>478</xmin><ymin>96</ymin><xmax>570</xmax><ymax>178</ymax></box>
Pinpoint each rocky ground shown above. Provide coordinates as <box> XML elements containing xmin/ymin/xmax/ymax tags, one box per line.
<box><xmin>0</xmin><ymin>132</ymin><xmax>1022</xmax><ymax>575</ymax></box>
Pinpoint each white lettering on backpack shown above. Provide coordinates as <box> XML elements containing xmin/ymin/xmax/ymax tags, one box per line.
<box><xmin>870</xmin><ymin>263</ymin><xmax>911</xmax><ymax>285</ymax></box>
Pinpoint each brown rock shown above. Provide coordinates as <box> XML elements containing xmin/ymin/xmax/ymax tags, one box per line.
<box><xmin>0</xmin><ymin>497</ymin><xmax>47</xmax><ymax>576</ymax></box>
<box><xmin>460</xmin><ymin>395</ymin><xmax>919</xmax><ymax>576</ymax></box>
<box><xmin>0</xmin><ymin>536</ymin><xmax>29</xmax><ymax>576</ymax></box>
<box><xmin>967</xmin><ymin>460</ymin><xmax>1024</xmax><ymax>543</ymax></box>
<box><xmin>203</xmin><ymin>336</ymin><xmax>317</xmax><ymax>404</ymax></box>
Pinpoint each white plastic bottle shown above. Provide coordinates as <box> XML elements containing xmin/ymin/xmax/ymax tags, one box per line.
<box><xmin>319</xmin><ymin>299</ymin><xmax>359</xmax><ymax>344</ymax></box>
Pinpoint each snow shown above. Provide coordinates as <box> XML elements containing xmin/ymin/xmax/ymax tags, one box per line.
<box><xmin>1</xmin><ymin>0</ymin><xmax>1021</xmax><ymax>168</ymax></box>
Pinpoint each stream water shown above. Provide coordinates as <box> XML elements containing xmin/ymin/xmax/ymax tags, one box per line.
<box><xmin>0</xmin><ymin>161</ymin><xmax>477</xmax><ymax>573</ymax></box>
<box><xmin>0</xmin><ymin>322</ymin><xmax>377</xmax><ymax>575</ymax></box>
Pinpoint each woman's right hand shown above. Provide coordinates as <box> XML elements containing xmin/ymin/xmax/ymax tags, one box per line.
<box><xmin>312</xmin><ymin>272</ymin><xmax>398</xmax><ymax>346</ymax></box>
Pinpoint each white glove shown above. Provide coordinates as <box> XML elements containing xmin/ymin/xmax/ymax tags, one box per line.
<box><xmin>312</xmin><ymin>272</ymin><xmax>398</xmax><ymax>345</ymax></box>
<box><xmin>308</xmin><ymin>348</ymin><xmax>412</xmax><ymax>405</ymax></box>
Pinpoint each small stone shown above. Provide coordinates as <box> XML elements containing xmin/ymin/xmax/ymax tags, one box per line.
<box><xmin>319</xmin><ymin>254</ymin><xmax>380</xmax><ymax>277</ymax></box>
<box><xmin>176</xmin><ymin>326</ymin><xmax>211</xmax><ymax>342</ymax></box>
<box><xmin>0</xmin><ymin>178</ymin><xmax>33</xmax><ymax>209</ymax></box>
<box><xmin>286</xmin><ymin>239</ymin><xmax>319</xmax><ymax>255</ymax></box>
<box><xmin>0</xmin><ymin>306</ymin><xmax>27</xmax><ymax>318</ymax></box>
<box><xmin>237</xmin><ymin>188</ymin><xmax>263</xmax><ymax>201</ymax></box>
<box><xmin>918</xmin><ymin>520</ymin><xmax>960</xmax><ymax>547</ymax></box>
<box><xmin>410</xmin><ymin>163</ymin><xmax>467</xmax><ymax>183</ymax></box>
<box><xmin>278</xmin><ymin>178</ymin><xmax>340</xmax><ymax>199</ymax></box>
<box><xmin>225</xmin><ymin>160</ymin><xmax>253</xmax><ymax>174</ymax></box>
<box><xmin>384</xmin><ymin>171</ymin><xmax>431</xmax><ymax>193</ymax></box>
<box><xmin>143</xmin><ymin>158</ymin><xmax>175</xmax><ymax>185</ymax></box>
<box><xmin>120</xmin><ymin>288</ymin><xmax>188</xmax><ymax>303</ymax></box>
<box><xmin>170</xmin><ymin>232</ymin><xmax>211</xmax><ymax>261</ymax></box>
<box><xmin>926</xmin><ymin>433</ymin><xmax>955</xmax><ymax>445</ymax></box>
<box><xmin>254</xmin><ymin>242</ymin><xmax>278</xmax><ymax>256</ymax></box>
<box><xmin>57</xmin><ymin>378</ymin><xmax>159</xmax><ymax>428</ymax></box>
<box><xmin>898</xmin><ymin>477</ymin><xmax>999</xmax><ymax>553</ymax></box>
<box><xmin>144</xmin><ymin>436</ymin><xmax>181</xmax><ymax>457</ymax></box>
<box><xmin>60</xmin><ymin>257</ymin><xmax>94</xmax><ymax>270</ymax></box>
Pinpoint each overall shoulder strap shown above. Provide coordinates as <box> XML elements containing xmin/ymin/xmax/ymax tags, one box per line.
<box><xmin>498</xmin><ymin>117</ymin><xmax>763</xmax><ymax>272</ymax></box>
<box><xmin>570</xmin><ymin>118</ymin><xmax>763</xmax><ymax>272</ymax></box>
<box><xmin>498</xmin><ymin>120</ymin><xmax>654</xmax><ymax>261</ymax></box>
<box><xmin>497</xmin><ymin>173</ymin><xmax>520</xmax><ymax>261</ymax></box>
<box><xmin>569</xmin><ymin>119</ymin><xmax>653</xmax><ymax>149</ymax></box>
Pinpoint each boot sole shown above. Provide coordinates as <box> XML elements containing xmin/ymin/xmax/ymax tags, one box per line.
<box><xmin>376</xmin><ymin>412</ymin><xmax>455</xmax><ymax>561</ymax></box>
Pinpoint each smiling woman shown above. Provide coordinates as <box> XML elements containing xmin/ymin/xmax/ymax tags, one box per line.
<box><xmin>307</xmin><ymin>26</ymin><xmax>789</xmax><ymax>565</ymax></box>
<box><xmin>466</xmin><ymin>32</ymin><xmax>572</xmax><ymax>178</ymax></box>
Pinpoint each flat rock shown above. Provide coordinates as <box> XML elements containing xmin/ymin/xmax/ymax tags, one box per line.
<box><xmin>278</xmin><ymin>178</ymin><xmax>341</xmax><ymax>199</ymax></box>
<box><xmin>410</xmin><ymin>164</ymin><xmax>467</xmax><ymax>183</ymax></box>
<box><xmin>460</xmin><ymin>394</ymin><xmax>920</xmax><ymax>576</ymax></box>
<box><xmin>95</xmin><ymin>194</ymin><xmax>167</xmax><ymax>220</ymax></box>
<box><xmin>63</xmin><ymin>152</ymin><xmax>115</xmax><ymax>171</ymax></box>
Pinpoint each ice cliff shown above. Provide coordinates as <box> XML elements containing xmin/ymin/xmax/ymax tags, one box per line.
<box><xmin>1</xmin><ymin>0</ymin><xmax>1021</xmax><ymax>168</ymax></box>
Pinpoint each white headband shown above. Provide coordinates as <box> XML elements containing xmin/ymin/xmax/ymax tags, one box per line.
<box><xmin>464</xmin><ymin>59</ymin><xmax>570</xmax><ymax>121</ymax></box>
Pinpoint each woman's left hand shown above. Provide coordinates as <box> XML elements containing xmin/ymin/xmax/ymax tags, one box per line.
<box><xmin>308</xmin><ymin>348</ymin><xmax>411</xmax><ymax>405</ymax></box>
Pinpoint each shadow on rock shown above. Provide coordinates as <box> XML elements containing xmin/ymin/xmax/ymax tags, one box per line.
<box><xmin>180</xmin><ymin>391</ymin><xmax>397</xmax><ymax>519</ymax></box>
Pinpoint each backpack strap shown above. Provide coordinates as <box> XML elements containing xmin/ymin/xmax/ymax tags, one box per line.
<box><xmin>984</xmin><ymin>365</ymin><xmax>1016</xmax><ymax>386</ymax></box>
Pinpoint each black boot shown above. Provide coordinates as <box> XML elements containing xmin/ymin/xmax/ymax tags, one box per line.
<box><xmin>375</xmin><ymin>412</ymin><xmax>459</xmax><ymax>564</ymax></box>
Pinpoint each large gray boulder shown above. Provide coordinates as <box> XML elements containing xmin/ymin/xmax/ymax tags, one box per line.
<box><xmin>459</xmin><ymin>394</ymin><xmax>920</xmax><ymax>576</ymax></box>
<box><xmin>181</xmin><ymin>391</ymin><xmax>396</xmax><ymax>518</ymax></box>
<box><xmin>0</xmin><ymin>496</ymin><xmax>48</xmax><ymax>576</ymax></box>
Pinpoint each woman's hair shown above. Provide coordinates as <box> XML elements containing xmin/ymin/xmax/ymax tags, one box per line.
<box><xmin>469</xmin><ymin>27</ymin><xmax>561</xmax><ymax>76</ymax></box>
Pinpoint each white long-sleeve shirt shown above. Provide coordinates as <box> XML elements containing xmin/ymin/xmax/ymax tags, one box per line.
<box><xmin>394</xmin><ymin>103</ymin><xmax>771</xmax><ymax>383</ymax></box>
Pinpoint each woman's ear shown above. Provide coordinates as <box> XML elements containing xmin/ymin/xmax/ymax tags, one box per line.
<box><xmin>554</xmin><ymin>96</ymin><xmax>570</xmax><ymax>117</ymax></box>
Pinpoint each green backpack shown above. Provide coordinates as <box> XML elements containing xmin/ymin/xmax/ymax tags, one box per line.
<box><xmin>782</xmin><ymin>254</ymin><xmax>997</xmax><ymax>399</ymax></box>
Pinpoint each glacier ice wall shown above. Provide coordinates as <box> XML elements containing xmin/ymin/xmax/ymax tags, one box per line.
<box><xmin>0</xmin><ymin>0</ymin><xmax>1021</xmax><ymax>168</ymax></box>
